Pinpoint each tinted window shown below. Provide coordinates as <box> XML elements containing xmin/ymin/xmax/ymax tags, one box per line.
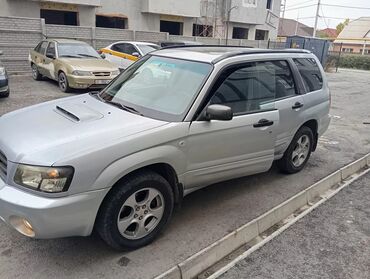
<box><xmin>210</xmin><ymin>60</ymin><xmax>296</xmax><ymax>114</ymax></box>
<box><xmin>46</xmin><ymin>42</ymin><xmax>56</xmax><ymax>58</ymax></box>
<box><xmin>112</xmin><ymin>43</ymin><xmax>137</xmax><ymax>55</ymax></box>
<box><xmin>294</xmin><ymin>58</ymin><xmax>323</xmax><ymax>92</ymax></box>
<box><xmin>36</xmin><ymin>41</ymin><xmax>48</xmax><ymax>54</ymax></box>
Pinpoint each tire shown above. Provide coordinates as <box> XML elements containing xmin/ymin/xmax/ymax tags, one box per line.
<box><xmin>58</xmin><ymin>71</ymin><xmax>71</xmax><ymax>93</ymax></box>
<box><xmin>277</xmin><ymin>126</ymin><xmax>314</xmax><ymax>174</ymax></box>
<box><xmin>96</xmin><ymin>170</ymin><xmax>174</xmax><ymax>250</ymax></box>
<box><xmin>31</xmin><ymin>63</ymin><xmax>42</xmax><ymax>80</ymax></box>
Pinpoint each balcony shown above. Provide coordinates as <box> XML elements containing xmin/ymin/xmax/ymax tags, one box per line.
<box><xmin>142</xmin><ymin>0</ymin><xmax>201</xmax><ymax>17</ymax></box>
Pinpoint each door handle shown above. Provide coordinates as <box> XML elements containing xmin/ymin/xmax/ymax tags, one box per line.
<box><xmin>253</xmin><ymin>119</ymin><xmax>274</xmax><ymax>128</ymax></box>
<box><xmin>292</xmin><ymin>102</ymin><xmax>304</xmax><ymax>109</ymax></box>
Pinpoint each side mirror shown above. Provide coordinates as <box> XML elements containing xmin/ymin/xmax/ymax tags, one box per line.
<box><xmin>132</xmin><ymin>52</ymin><xmax>140</xmax><ymax>58</ymax></box>
<box><xmin>205</xmin><ymin>104</ymin><xmax>233</xmax><ymax>121</ymax></box>
<box><xmin>100</xmin><ymin>53</ymin><xmax>106</xmax><ymax>59</ymax></box>
<box><xmin>46</xmin><ymin>53</ymin><xmax>55</xmax><ymax>59</ymax></box>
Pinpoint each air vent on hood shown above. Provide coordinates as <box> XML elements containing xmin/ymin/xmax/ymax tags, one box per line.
<box><xmin>55</xmin><ymin>103</ymin><xmax>104</xmax><ymax>122</ymax></box>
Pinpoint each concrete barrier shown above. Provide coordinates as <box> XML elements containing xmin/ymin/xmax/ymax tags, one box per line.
<box><xmin>154</xmin><ymin>153</ymin><xmax>370</xmax><ymax>279</ymax></box>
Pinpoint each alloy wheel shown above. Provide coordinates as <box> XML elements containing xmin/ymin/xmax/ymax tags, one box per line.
<box><xmin>291</xmin><ymin>134</ymin><xmax>310</xmax><ymax>167</ymax></box>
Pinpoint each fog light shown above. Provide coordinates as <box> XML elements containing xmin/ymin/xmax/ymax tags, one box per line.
<box><xmin>9</xmin><ymin>216</ymin><xmax>35</xmax><ymax>237</ymax></box>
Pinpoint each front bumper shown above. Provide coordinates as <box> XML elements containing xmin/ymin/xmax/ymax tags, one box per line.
<box><xmin>67</xmin><ymin>74</ymin><xmax>117</xmax><ymax>89</ymax></box>
<box><xmin>0</xmin><ymin>178</ymin><xmax>110</xmax><ymax>239</ymax></box>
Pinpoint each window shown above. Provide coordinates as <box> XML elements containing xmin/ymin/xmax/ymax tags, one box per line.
<box><xmin>96</xmin><ymin>15</ymin><xmax>127</xmax><ymax>29</ymax></box>
<box><xmin>266</xmin><ymin>0</ymin><xmax>273</xmax><ymax>10</ymax></box>
<box><xmin>112</xmin><ymin>43</ymin><xmax>137</xmax><ymax>55</ymax></box>
<box><xmin>255</xmin><ymin>29</ymin><xmax>269</xmax><ymax>40</ymax></box>
<box><xmin>36</xmin><ymin>41</ymin><xmax>48</xmax><ymax>55</ymax></box>
<box><xmin>232</xmin><ymin>27</ymin><xmax>249</xmax><ymax>39</ymax></box>
<box><xmin>40</xmin><ymin>9</ymin><xmax>78</xmax><ymax>26</ymax></box>
<box><xmin>46</xmin><ymin>42</ymin><xmax>56</xmax><ymax>58</ymax></box>
<box><xmin>193</xmin><ymin>24</ymin><xmax>213</xmax><ymax>37</ymax></box>
<box><xmin>209</xmin><ymin>60</ymin><xmax>296</xmax><ymax>115</ymax></box>
<box><xmin>342</xmin><ymin>48</ymin><xmax>353</xmax><ymax>53</ymax></box>
<box><xmin>160</xmin><ymin>20</ymin><xmax>183</xmax><ymax>35</ymax></box>
<box><xmin>294</xmin><ymin>58</ymin><xmax>323</xmax><ymax>92</ymax></box>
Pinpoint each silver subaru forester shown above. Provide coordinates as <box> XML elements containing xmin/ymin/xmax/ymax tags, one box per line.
<box><xmin>0</xmin><ymin>47</ymin><xmax>330</xmax><ymax>250</ymax></box>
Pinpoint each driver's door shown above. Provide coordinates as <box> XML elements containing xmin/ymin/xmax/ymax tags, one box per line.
<box><xmin>184</xmin><ymin>61</ymin><xmax>280</xmax><ymax>189</ymax></box>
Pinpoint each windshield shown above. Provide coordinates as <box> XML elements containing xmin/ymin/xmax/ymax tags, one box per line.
<box><xmin>99</xmin><ymin>56</ymin><xmax>212</xmax><ymax>121</ymax></box>
<box><xmin>137</xmin><ymin>44</ymin><xmax>160</xmax><ymax>55</ymax></box>
<box><xmin>58</xmin><ymin>43</ymin><xmax>101</xmax><ymax>59</ymax></box>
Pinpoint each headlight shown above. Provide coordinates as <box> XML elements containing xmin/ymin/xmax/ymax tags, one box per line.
<box><xmin>0</xmin><ymin>67</ymin><xmax>5</xmax><ymax>75</ymax></box>
<box><xmin>72</xmin><ymin>70</ymin><xmax>92</xmax><ymax>76</ymax></box>
<box><xmin>14</xmin><ymin>165</ymin><xmax>74</xmax><ymax>193</ymax></box>
<box><xmin>111</xmin><ymin>70</ymin><xmax>120</xmax><ymax>76</ymax></box>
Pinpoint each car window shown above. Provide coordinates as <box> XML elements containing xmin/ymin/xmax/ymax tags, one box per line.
<box><xmin>112</xmin><ymin>43</ymin><xmax>137</xmax><ymax>55</ymax></box>
<box><xmin>58</xmin><ymin>43</ymin><xmax>100</xmax><ymax>59</ymax></box>
<box><xmin>293</xmin><ymin>58</ymin><xmax>323</xmax><ymax>92</ymax></box>
<box><xmin>46</xmin><ymin>42</ymin><xmax>56</xmax><ymax>58</ymax></box>
<box><xmin>36</xmin><ymin>41</ymin><xmax>48</xmax><ymax>55</ymax></box>
<box><xmin>99</xmin><ymin>56</ymin><xmax>212</xmax><ymax>122</ymax></box>
<box><xmin>209</xmin><ymin>60</ymin><xmax>296</xmax><ymax>115</ymax></box>
<box><xmin>137</xmin><ymin>44</ymin><xmax>160</xmax><ymax>55</ymax></box>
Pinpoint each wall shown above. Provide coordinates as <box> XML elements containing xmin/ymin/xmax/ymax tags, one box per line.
<box><xmin>142</xmin><ymin>0</ymin><xmax>201</xmax><ymax>17</ymax></box>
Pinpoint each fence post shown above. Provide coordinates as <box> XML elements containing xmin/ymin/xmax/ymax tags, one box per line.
<box><xmin>40</xmin><ymin>18</ymin><xmax>46</xmax><ymax>39</ymax></box>
<box><xmin>91</xmin><ymin>27</ymin><xmax>96</xmax><ymax>48</ymax></box>
<box><xmin>133</xmin><ymin>30</ymin><xmax>136</xmax><ymax>41</ymax></box>
<box><xmin>336</xmin><ymin>42</ymin><xmax>343</xmax><ymax>73</ymax></box>
<box><xmin>267</xmin><ymin>39</ymin><xmax>270</xmax><ymax>49</ymax></box>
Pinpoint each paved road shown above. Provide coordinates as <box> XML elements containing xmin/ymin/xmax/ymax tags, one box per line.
<box><xmin>220</xmin><ymin>172</ymin><xmax>370</xmax><ymax>279</ymax></box>
<box><xmin>0</xmin><ymin>69</ymin><xmax>369</xmax><ymax>279</ymax></box>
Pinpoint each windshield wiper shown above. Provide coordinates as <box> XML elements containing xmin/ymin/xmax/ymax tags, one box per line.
<box><xmin>77</xmin><ymin>53</ymin><xmax>99</xmax><ymax>59</ymax></box>
<box><xmin>59</xmin><ymin>55</ymin><xmax>81</xmax><ymax>58</ymax></box>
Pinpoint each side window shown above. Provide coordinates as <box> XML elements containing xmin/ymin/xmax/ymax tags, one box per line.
<box><xmin>37</xmin><ymin>41</ymin><xmax>48</xmax><ymax>55</ymax></box>
<box><xmin>293</xmin><ymin>58</ymin><xmax>323</xmax><ymax>92</ymax></box>
<box><xmin>112</xmin><ymin>43</ymin><xmax>137</xmax><ymax>55</ymax></box>
<box><xmin>123</xmin><ymin>44</ymin><xmax>137</xmax><ymax>55</ymax></box>
<box><xmin>209</xmin><ymin>60</ymin><xmax>296</xmax><ymax>115</ymax></box>
<box><xmin>46</xmin><ymin>42</ymin><xmax>56</xmax><ymax>58</ymax></box>
<box><xmin>111</xmin><ymin>43</ymin><xmax>125</xmax><ymax>53</ymax></box>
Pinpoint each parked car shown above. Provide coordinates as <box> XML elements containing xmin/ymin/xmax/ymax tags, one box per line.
<box><xmin>29</xmin><ymin>39</ymin><xmax>119</xmax><ymax>92</ymax></box>
<box><xmin>0</xmin><ymin>51</ymin><xmax>9</xmax><ymax>98</ymax></box>
<box><xmin>158</xmin><ymin>40</ymin><xmax>203</xmax><ymax>47</ymax></box>
<box><xmin>0</xmin><ymin>47</ymin><xmax>330</xmax><ymax>250</ymax></box>
<box><xmin>100</xmin><ymin>41</ymin><xmax>160</xmax><ymax>70</ymax></box>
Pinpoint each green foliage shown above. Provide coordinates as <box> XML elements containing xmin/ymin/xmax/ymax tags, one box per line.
<box><xmin>338</xmin><ymin>54</ymin><xmax>370</xmax><ymax>70</ymax></box>
<box><xmin>336</xmin><ymin>19</ymin><xmax>350</xmax><ymax>35</ymax></box>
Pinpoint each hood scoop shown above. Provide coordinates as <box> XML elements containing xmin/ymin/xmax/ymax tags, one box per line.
<box><xmin>55</xmin><ymin>103</ymin><xmax>104</xmax><ymax>123</ymax></box>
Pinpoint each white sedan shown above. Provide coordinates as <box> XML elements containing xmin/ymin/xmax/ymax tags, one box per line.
<box><xmin>100</xmin><ymin>41</ymin><xmax>160</xmax><ymax>70</ymax></box>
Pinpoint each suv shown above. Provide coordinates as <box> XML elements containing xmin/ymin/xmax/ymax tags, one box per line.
<box><xmin>0</xmin><ymin>47</ymin><xmax>330</xmax><ymax>250</ymax></box>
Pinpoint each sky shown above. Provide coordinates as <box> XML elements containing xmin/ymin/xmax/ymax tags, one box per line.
<box><xmin>282</xmin><ymin>0</ymin><xmax>370</xmax><ymax>29</ymax></box>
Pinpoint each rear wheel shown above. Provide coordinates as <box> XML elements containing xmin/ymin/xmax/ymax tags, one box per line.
<box><xmin>58</xmin><ymin>72</ymin><xmax>70</xmax><ymax>93</ymax></box>
<box><xmin>277</xmin><ymin>126</ymin><xmax>313</xmax><ymax>174</ymax></box>
<box><xmin>96</xmin><ymin>170</ymin><xmax>174</xmax><ymax>250</ymax></box>
<box><xmin>31</xmin><ymin>63</ymin><xmax>42</xmax><ymax>80</ymax></box>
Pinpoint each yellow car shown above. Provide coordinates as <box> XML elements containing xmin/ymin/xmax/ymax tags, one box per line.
<box><xmin>29</xmin><ymin>39</ymin><xmax>119</xmax><ymax>92</ymax></box>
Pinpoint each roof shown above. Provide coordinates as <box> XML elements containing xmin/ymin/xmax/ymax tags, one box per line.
<box><xmin>278</xmin><ymin>18</ymin><xmax>314</xmax><ymax>37</ymax></box>
<box><xmin>335</xmin><ymin>17</ymin><xmax>370</xmax><ymax>44</ymax></box>
<box><xmin>153</xmin><ymin>46</ymin><xmax>311</xmax><ymax>64</ymax></box>
<box><xmin>110</xmin><ymin>41</ymin><xmax>159</xmax><ymax>46</ymax></box>
<box><xmin>47</xmin><ymin>38</ymin><xmax>88</xmax><ymax>44</ymax></box>
<box><xmin>318</xmin><ymin>28</ymin><xmax>337</xmax><ymax>38</ymax></box>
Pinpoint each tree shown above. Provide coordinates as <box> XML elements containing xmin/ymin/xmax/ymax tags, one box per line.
<box><xmin>336</xmin><ymin>19</ymin><xmax>350</xmax><ymax>35</ymax></box>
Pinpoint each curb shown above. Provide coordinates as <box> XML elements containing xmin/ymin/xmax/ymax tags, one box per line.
<box><xmin>153</xmin><ymin>153</ymin><xmax>370</xmax><ymax>279</ymax></box>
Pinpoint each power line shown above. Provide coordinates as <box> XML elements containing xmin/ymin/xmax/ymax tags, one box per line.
<box><xmin>285</xmin><ymin>0</ymin><xmax>314</xmax><ymax>9</ymax></box>
<box><xmin>321</xmin><ymin>4</ymin><xmax>370</xmax><ymax>10</ymax></box>
<box><xmin>285</xmin><ymin>3</ymin><xmax>316</xmax><ymax>12</ymax></box>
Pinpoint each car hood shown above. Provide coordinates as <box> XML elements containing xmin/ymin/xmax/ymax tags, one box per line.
<box><xmin>0</xmin><ymin>94</ymin><xmax>168</xmax><ymax>165</ymax></box>
<box><xmin>59</xmin><ymin>58</ymin><xmax>118</xmax><ymax>71</ymax></box>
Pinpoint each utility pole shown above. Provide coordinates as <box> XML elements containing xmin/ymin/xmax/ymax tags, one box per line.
<box><xmin>281</xmin><ymin>0</ymin><xmax>286</xmax><ymax>19</ymax></box>
<box><xmin>313</xmin><ymin>0</ymin><xmax>321</xmax><ymax>37</ymax></box>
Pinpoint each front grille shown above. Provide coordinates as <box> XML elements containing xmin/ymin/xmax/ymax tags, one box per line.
<box><xmin>93</xmin><ymin>72</ymin><xmax>110</xmax><ymax>77</ymax></box>
<box><xmin>0</xmin><ymin>150</ymin><xmax>7</xmax><ymax>180</ymax></box>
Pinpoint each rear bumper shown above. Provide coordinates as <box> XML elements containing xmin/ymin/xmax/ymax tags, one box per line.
<box><xmin>66</xmin><ymin>74</ymin><xmax>117</xmax><ymax>89</ymax></box>
<box><xmin>0</xmin><ymin>178</ymin><xmax>110</xmax><ymax>239</ymax></box>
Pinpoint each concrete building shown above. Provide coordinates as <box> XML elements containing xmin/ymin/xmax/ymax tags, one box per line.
<box><xmin>334</xmin><ymin>17</ymin><xmax>370</xmax><ymax>55</ymax></box>
<box><xmin>278</xmin><ymin>18</ymin><xmax>314</xmax><ymax>41</ymax></box>
<box><xmin>0</xmin><ymin>0</ymin><xmax>280</xmax><ymax>40</ymax></box>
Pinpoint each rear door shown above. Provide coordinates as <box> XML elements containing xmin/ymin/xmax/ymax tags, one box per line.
<box><xmin>43</xmin><ymin>42</ymin><xmax>57</xmax><ymax>80</ymax></box>
<box><xmin>32</xmin><ymin>41</ymin><xmax>48</xmax><ymax>74</ymax></box>
<box><xmin>185</xmin><ymin>61</ymin><xmax>280</xmax><ymax>188</ymax></box>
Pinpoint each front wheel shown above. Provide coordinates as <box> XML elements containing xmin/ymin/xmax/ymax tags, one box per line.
<box><xmin>277</xmin><ymin>126</ymin><xmax>313</xmax><ymax>174</ymax></box>
<box><xmin>58</xmin><ymin>72</ymin><xmax>70</xmax><ymax>93</ymax></box>
<box><xmin>96</xmin><ymin>170</ymin><xmax>174</xmax><ymax>250</ymax></box>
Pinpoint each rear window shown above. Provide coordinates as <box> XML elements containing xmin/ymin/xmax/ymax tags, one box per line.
<box><xmin>293</xmin><ymin>58</ymin><xmax>323</xmax><ymax>92</ymax></box>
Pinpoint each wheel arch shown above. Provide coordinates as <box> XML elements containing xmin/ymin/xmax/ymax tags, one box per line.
<box><xmin>301</xmin><ymin>119</ymin><xmax>318</xmax><ymax>151</ymax></box>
